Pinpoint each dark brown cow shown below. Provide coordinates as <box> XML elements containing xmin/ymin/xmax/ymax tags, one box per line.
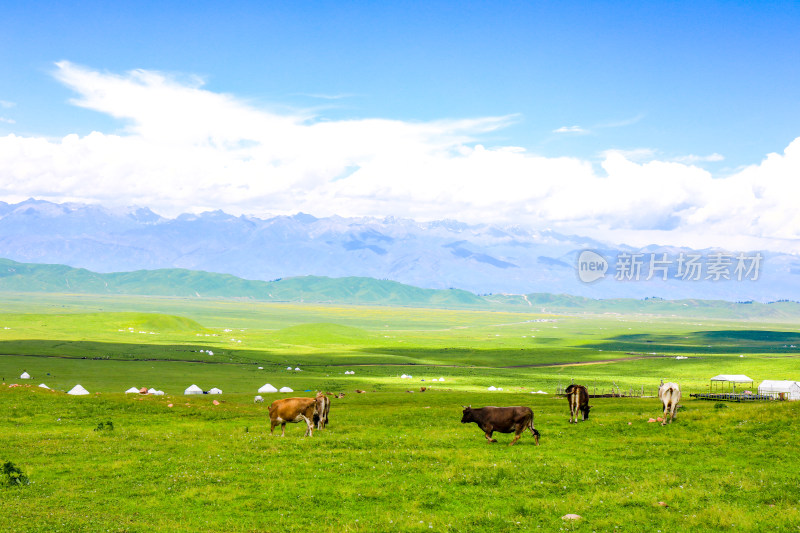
<box><xmin>268</xmin><ymin>397</ymin><xmax>317</xmax><ymax>437</ymax></box>
<box><xmin>460</xmin><ymin>406</ymin><xmax>540</xmax><ymax>446</ymax></box>
<box><xmin>565</xmin><ymin>384</ymin><xmax>591</xmax><ymax>423</ymax></box>
<box><xmin>314</xmin><ymin>391</ymin><xmax>330</xmax><ymax>430</ymax></box>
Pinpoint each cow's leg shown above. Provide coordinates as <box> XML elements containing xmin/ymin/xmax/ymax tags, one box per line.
<box><xmin>484</xmin><ymin>430</ymin><xmax>497</xmax><ymax>443</ymax></box>
<box><xmin>301</xmin><ymin>415</ymin><xmax>313</xmax><ymax>437</ymax></box>
<box><xmin>661</xmin><ymin>401</ymin><xmax>670</xmax><ymax>425</ymax></box>
<box><xmin>281</xmin><ymin>422</ymin><xmax>286</xmax><ymax>436</ymax></box>
<box><xmin>509</xmin><ymin>425</ymin><xmax>523</xmax><ymax>446</ymax></box>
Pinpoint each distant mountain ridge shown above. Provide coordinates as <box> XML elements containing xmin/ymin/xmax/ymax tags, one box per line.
<box><xmin>0</xmin><ymin>258</ymin><xmax>485</xmax><ymax>308</ymax></box>
<box><xmin>1</xmin><ymin>198</ymin><xmax>799</xmax><ymax>301</ymax></box>
<box><xmin>2</xmin><ymin>258</ymin><xmax>800</xmax><ymax>319</ymax></box>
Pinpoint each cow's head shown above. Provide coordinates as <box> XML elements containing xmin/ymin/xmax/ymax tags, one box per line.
<box><xmin>581</xmin><ymin>404</ymin><xmax>592</xmax><ymax>420</ymax></box>
<box><xmin>460</xmin><ymin>405</ymin><xmax>474</xmax><ymax>424</ymax></box>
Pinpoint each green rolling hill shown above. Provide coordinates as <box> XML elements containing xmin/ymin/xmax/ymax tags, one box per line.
<box><xmin>1</xmin><ymin>257</ymin><xmax>800</xmax><ymax>318</ymax></box>
<box><xmin>0</xmin><ymin>258</ymin><xmax>484</xmax><ymax>308</ymax></box>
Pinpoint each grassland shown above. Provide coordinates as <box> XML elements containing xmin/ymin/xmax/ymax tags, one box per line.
<box><xmin>1</xmin><ymin>292</ymin><xmax>799</xmax><ymax>531</ymax></box>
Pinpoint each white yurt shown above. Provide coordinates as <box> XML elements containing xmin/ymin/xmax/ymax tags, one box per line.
<box><xmin>208</xmin><ymin>387</ymin><xmax>222</xmax><ymax>394</ymax></box>
<box><xmin>147</xmin><ymin>388</ymin><xmax>158</xmax><ymax>394</ymax></box>
<box><xmin>67</xmin><ymin>384</ymin><xmax>90</xmax><ymax>395</ymax></box>
<box><xmin>487</xmin><ymin>386</ymin><xmax>497</xmax><ymax>391</ymax></box>
<box><xmin>258</xmin><ymin>383</ymin><xmax>278</xmax><ymax>393</ymax></box>
<box><xmin>20</xmin><ymin>371</ymin><xmax>31</xmax><ymax>379</ymax></box>
<box><xmin>38</xmin><ymin>383</ymin><xmax>50</xmax><ymax>389</ymax></box>
<box><xmin>279</xmin><ymin>386</ymin><xmax>294</xmax><ymax>393</ymax></box>
<box><xmin>125</xmin><ymin>387</ymin><xmax>140</xmax><ymax>394</ymax></box>
<box><xmin>294</xmin><ymin>367</ymin><xmax>301</xmax><ymax>371</ymax></box>
<box><xmin>184</xmin><ymin>384</ymin><xmax>204</xmax><ymax>395</ymax></box>
<box><xmin>152</xmin><ymin>390</ymin><xmax>165</xmax><ymax>396</ymax></box>
<box><xmin>758</xmin><ymin>380</ymin><xmax>800</xmax><ymax>400</ymax></box>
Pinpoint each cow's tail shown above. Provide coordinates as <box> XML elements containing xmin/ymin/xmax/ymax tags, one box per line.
<box><xmin>528</xmin><ymin>409</ymin><xmax>541</xmax><ymax>445</ymax></box>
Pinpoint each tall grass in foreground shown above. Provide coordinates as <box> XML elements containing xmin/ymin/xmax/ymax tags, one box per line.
<box><xmin>1</xmin><ymin>385</ymin><xmax>798</xmax><ymax>532</ymax></box>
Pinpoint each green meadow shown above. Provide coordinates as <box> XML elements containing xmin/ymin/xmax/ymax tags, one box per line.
<box><xmin>1</xmin><ymin>292</ymin><xmax>799</xmax><ymax>532</ymax></box>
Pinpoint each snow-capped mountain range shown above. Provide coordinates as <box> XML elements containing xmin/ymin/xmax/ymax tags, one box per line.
<box><xmin>1</xmin><ymin>199</ymin><xmax>798</xmax><ymax>302</ymax></box>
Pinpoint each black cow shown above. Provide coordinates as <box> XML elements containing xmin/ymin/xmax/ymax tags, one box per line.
<box><xmin>565</xmin><ymin>384</ymin><xmax>591</xmax><ymax>423</ymax></box>
<box><xmin>460</xmin><ymin>405</ymin><xmax>540</xmax><ymax>446</ymax></box>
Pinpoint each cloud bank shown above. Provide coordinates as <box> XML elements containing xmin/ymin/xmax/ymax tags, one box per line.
<box><xmin>1</xmin><ymin>62</ymin><xmax>799</xmax><ymax>252</ymax></box>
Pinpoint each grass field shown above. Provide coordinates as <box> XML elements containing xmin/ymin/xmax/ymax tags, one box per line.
<box><xmin>1</xmin><ymin>293</ymin><xmax>799</xmax><ymax>531</ymax></box>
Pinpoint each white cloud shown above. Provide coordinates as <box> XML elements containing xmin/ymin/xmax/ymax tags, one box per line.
<box><xmin>0</xmin><ymin>62</ymin><xmax>799</xmax><ymax>253</ymax></box>
<box><xmin>553</xmin><ymin>125</ymin><xmax>588</xmax><ymax>134</ymax></box>
<box><xmin>0</xmin><ymin>100</ymin><xmax>15</xmax><ymax>109</ymax></box>
<box><xmin>672</xmin><ymin>153</ymin><xmax>725</xmax><ymax>164</ymax></box>
<box><xmin>0</xmin><ymin>117</ymin><xmax>15</xmax><ymax>124</ymax></box>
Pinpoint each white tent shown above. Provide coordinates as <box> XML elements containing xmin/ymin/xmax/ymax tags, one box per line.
<box><xmin>184</xmin><ymin>384</ymin><xmax>203</xmax><ymax>395</ymax></box>
<box><xmin>38</xmin><ymin>383</ymin><xmax>50</xmax><ymax>389</ymax></box>
<box><xmin>710</xmin><ymin>374</ymin><xmax>753</xmax><ymax>393</ymax></box>
<box><xmin>758</xmin><ymin>380</ymin><xmax>800</xmax><ymax>400</ymax></box>
<box><xmin>279</xmin><ymin>386</ymin><xmax>293</xmax><ymax>393</ymax></box>
<box><xmin>258</xmin><ymin>383</ymin><xmax>278</xmax><ymax>393</ymax></box>
<box><xmin>208</xmin><ymin>387</ymin><xmax>222</xmax><ymax>394</ymax></box>
<box><xmin>710</xmin><ymin>374</ymin><xmax>753</xmax><ymax>382</ymax></box>
<box><xmin>125</xmin><ymin>387</ymin><xmax>140</xmax><ymax>394</ymax></box>
<box><xmin>294</xmin><ymin>367</ymin><xmax>301</xmax><ymax>371</ymax></box>
<box><xmin>67</xmin><ymin>384</ymin><xmax>90</xmax><ymax>395</ymax></box>
<box><xmin>152</xmin><ymin>390</ymin><xmax>165</xmax><ymax>396</ymax></box>
<box><xmin>487</xmin><ymin>386</ymin><xmax>497</xmax><ymax>391</ymax></box>
<box><xmin>147</xmin><ymin>388</ymin><xmax>158</xmax><ymax>394</ymax></box>
<box><xmin>20</xmin><ymin>372</ymin><xmax>31</xmax><ymax>379</ymax></box>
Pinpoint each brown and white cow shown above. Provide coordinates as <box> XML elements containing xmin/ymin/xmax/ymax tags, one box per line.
<box><xmin>314</xmin><ymin>391</ymin><xmax>331</xmax><ymax>430</ymax></box>
<box><xmin>658</xmin><ymin>382</ymin><xmax>681</xmax><ymax>425</ymax></box>
<box><xmin>460</xmin><ymin>406</ymin><xmax>540</xmax><ymax>446</ymax></box>
<box><xmin>565</xmin><ymin>384</ymin><xmax>591</xmax><ymax>423</ymax></box>
<box><xmin>268</xmin><ymin>397</ymin><xmax>317</xmax><ymax>437</ymax></box>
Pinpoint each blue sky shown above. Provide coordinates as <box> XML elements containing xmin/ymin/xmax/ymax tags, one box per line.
<box><xmin>1</xmin><ymin>1</ymin><xmax>800</xmax><ymax>251</ymax></box>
